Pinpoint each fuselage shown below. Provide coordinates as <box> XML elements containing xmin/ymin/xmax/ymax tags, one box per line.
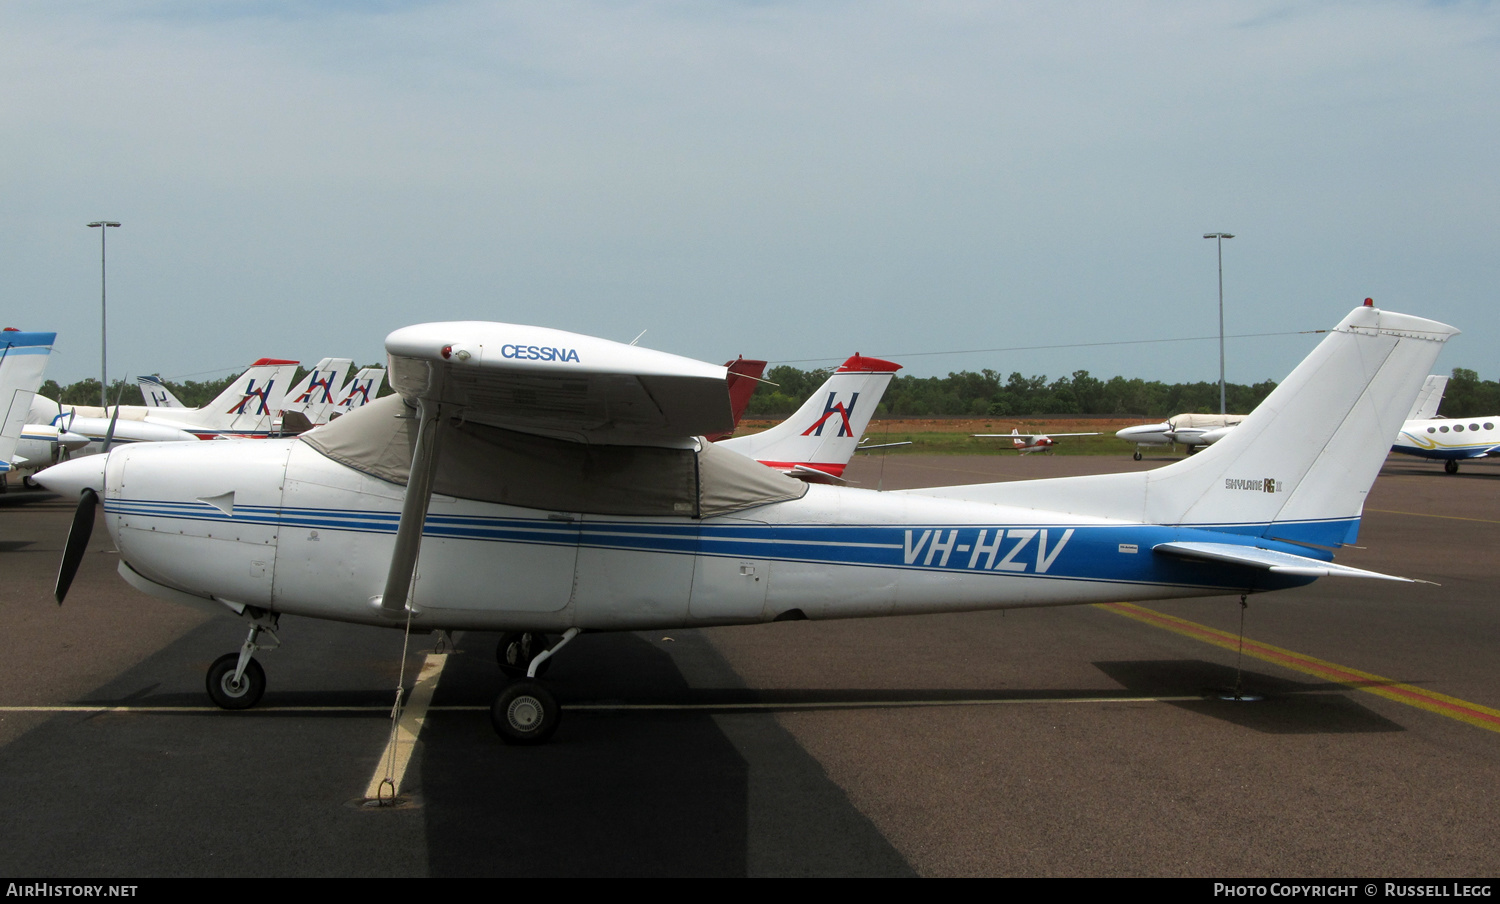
<box><xmin>96</xmin><ymin>438</ymin><xmax>1312</xmax><ymax>633</ymax></box>
<box><xmin>1392</xmin><ymin>416</ymin><xmax>1499</xmax><ymax>461</ymax></box>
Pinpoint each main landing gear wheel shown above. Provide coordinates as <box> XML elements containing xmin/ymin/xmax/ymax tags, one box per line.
<box><xmin>491</xmin><ymin>679</ymin><xmax>560</xmax><ymax>745</ymax></box>
<box><xmin>1445</xmin><ymin>460</ymin><xmax>1459</xmax><ymax>474</ymax></box>
<box><xmin>1132</xmin><ymin>450</ymin><xmax>1142</xmax><ymax>461</ymax></box>
<box><xmin>206</xmin><ymin>653</ymin><xmax>266</xmax><ymax>710</ymax></box>
<box><xmin>497</xmin><ymin>632</ymin><xmax>551</xmax><ymax>678</ymax></box>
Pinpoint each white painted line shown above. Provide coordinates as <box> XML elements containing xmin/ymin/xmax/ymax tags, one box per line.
<box><xmin>1</xmin><ymin>694</ymin><xmax>1200</xmax><ymax>716</ymax></box>
<box><xmin>363</xmin><ymin>652</ymin><xmax>449</xmax><ymax>802</ymax></box>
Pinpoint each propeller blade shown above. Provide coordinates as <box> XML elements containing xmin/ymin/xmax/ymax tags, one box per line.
<box><xmin>99</xmin><ymin>377</ymin><xmax>130</xmax><ymax>454</ymax></box>
<box><xmin>55</xmin><ymin>487</ymin><xmax>98</xmax><ymax>605</ymax></box>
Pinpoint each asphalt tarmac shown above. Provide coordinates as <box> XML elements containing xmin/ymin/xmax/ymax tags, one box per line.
<box><xmin>1</xmin><ymin>452</ymin><xmax>1496</xmax><ymax>877</ymax></box>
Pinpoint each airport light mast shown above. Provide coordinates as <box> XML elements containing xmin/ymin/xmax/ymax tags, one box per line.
<box><xmin>88</xmin><ymin>221</ymin><xmax>121</xmax><ymax>408</ymax></box>
<box><xmin>1204</xmin><ymin>232</ymin><xmax>1234</xmax><ymax>415</ymax></box>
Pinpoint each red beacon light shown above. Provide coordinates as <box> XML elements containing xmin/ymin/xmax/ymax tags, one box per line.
<box><xmin>1364</xmin><ymin>298</ymin><xmax>1374</xmax><ymax>307</ymax></box>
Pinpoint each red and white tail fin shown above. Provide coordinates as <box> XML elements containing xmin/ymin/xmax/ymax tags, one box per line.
<box><xmin>718</xmin><ymin>354</ymin><xmax>900</xmax><ymax>480</ymax></box>
<box><xmin>705</xmin><ymin>356</ymin><xmax>768</xmax><ymax>442</ymax></box>
<box><xmin>170</xmin><ymin>359</ymin><xmax>299</xmax><ymax>435</ymax></box>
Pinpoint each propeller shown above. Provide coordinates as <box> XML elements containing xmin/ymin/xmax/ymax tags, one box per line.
<box><xmin>54</xmin><ymin>379</ymin><xmax>126</xmax><ymax>605</ymax></box>
<box><xmin>55</xmin><ymin>487</ymin><xmax>97</xmax><ymax>604</ymax></box>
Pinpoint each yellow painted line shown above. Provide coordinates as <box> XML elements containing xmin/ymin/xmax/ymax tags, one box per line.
<box><xmin>1098</xmin><ymin>602</ymin><xmax>1500</xmax><ymax>734</ymax></box>
<box><xmin>1365</xmin><ymin>508</ymin><xmax>1500</xmax><ymax>525</ymax></box>
<box><xmin>363</xmin><ymin>652</ymin><xmax>448</xmax><ymax>802</ymax></box>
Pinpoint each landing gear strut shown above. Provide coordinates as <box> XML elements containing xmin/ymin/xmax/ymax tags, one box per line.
<box><xmin>206</xmin><ymin>610</ymin><xmax>280</xmax><ymax>710</ymax></box>
<box><xmin>490</xmin><ymin>628</ymin><xmax>579</xmax><ymax>745</ymax></box>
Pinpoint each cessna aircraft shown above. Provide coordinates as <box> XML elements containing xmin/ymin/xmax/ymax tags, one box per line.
<box><xmin>40</xmin><ymin>301</ymin><xmax>1454</xmax><ymax>746</ymax></box>
<box><xmin>973</xmin><ymin>427</ymin><xmax>1100</xmax><ymax>455</ymax></box>
<box><xmin>718</xmin><ymin>354</ymin><xmax>901</xmax><ymax>481</ymax></box>
<box><xmin>35</xmin><ymin>358</ymin><xmax>299</xmax><ymax>451</ymax></box>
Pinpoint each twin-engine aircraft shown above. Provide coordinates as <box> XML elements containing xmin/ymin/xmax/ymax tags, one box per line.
<box><xmin>40</xmin><ymin>301</ymin><xmax>1456</xmax><ymax>746</ymax></box>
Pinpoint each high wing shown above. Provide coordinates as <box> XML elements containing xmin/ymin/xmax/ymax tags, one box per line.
<box><xmin>378</xmin><ymin>322</ymin><xmax>735</xmax><ymax>615</ymax></box>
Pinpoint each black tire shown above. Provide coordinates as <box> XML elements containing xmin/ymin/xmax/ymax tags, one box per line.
<box><xmin>206</xmin><ymin>653</ymin><xmax>266</xmax><ymax>710</ymax></box>
<box><xmin>491</xmin><ymin>680</ymin><xmax>560</xmax><ymax>745</ymax></box>
<box><xmin>1132</xmin><ymin>451</ymin><xmax>1142</xmax><ymax>461</ymax></box>
<box><xmin>1445</xmin><ymin>460</ymin><xmax>1459</xmax><ymax>474</ymax></box>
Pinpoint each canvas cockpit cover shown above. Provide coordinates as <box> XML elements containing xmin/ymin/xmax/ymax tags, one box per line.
<box><xmin>300</xmin><ymin>395</ymin><xmax>806</xmax><ymax>517</ymax></box>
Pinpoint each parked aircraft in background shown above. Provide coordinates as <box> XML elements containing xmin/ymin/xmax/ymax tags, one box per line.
<box><xmin>718</xmin><ymin>353</ymin><xmax>901</xmax><ymax>482</ymax></box>
<box><xmin>0</xmin><ymin>329</ymin><xmax>73</xmax><ymax>490</ymax></box>
<box><xmin>34</xmin><ymin>359</ymin><xmax>299</xmax><ymax>451</ymax></box>
<box><xmin>1119</xmin><ymin>374</ymin><xmax>1453</xmax><ymax>462</ymax></box>
<box><xmin>329</xmin><ymin>366</ymin><xmax>386</xmax><ymax>419</ymax></box>
<box><xmin>40</xmin><ymin>301</ymin><xmax>1453</xmax><ymax>747</ymax></box>
<box><xmin>974</xmin><ymin>427</ymin><xmax>1100</xmax><ymax>455</ymax></box>
<box><xmin>275</xmin><ymin>358</ymin><xmax>354</xmax><ymax>435</ymax></box>
<box><xmin>136</xmin><ymin>375</ymin><xmax>184</xmax><ymax>408</ymax></box>
<box><xmin>1116</xmin><ymin>413</ymin><xmax>1247</xmax><ymax>460</ymax></box>
<box><xmin>1392</xmin><ymin>416</ymin><xmax>1498</xmax><ymax>473</ymax></box>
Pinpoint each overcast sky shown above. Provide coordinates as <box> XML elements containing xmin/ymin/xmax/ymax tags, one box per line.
<box><xmin>5</xmin><ymin>1</ymin><xmax>1497</xmax><ymax>390</ymax></box>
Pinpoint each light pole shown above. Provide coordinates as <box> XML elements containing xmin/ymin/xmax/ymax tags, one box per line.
<box><xmin>88</xmin><ymin>221</ymin><xmax>121</xmax><ymax>408</ymax></box>
<box><xmin>1203</xmin><ymin>232</ymin><xmax>1234</xmax><ymax>415</ymax></box>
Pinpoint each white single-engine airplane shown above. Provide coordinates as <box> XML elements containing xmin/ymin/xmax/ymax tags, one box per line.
<box><xmin>40</xmin><ymin>301</ymin><xmax>1455</xmax><ymax>745</ymax></box>
<box><xmin>974</xmin><ymin>427</ymin><xmax>1100</xmax><ymax>455</ymax></box>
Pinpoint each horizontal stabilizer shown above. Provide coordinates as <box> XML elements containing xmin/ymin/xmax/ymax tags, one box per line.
<box><xmin>1153</xmin><ymin>541</ymin><xmax>1417</xmax><ymax>582</ymax></box>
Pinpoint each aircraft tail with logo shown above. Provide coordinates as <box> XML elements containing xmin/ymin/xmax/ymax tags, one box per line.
<box><xmin>0</xmin><ymin>330</ymin><xmax>57</xmax><ymax>474</ymax></box>
<box><xmin>137</xmin><ymin>375</ymin><xmax>186</xmax><ymax>408</ymax></box>
<box><xmin>277</xmin><ymin>358</ymin><xmax>354</xmax><ymax>434</ymax></box>
<box><xmin>328</xmin><ymin>366</ymin><xmax>385</xmax><ymax>420</ymax></box>
<box><xmin>913</xmin><ymin>302</ymin><xmax>1458</xmax><ymax>548</ymax></box>
<box><xmin>148</xmin><ymin>358</ymin><xmax>299</xmax><ymax>438</ymax></box>
<box><xmin>719</xmin><ymin>353</ymin><xmax>901</xmax><ymax>481</ymax></box>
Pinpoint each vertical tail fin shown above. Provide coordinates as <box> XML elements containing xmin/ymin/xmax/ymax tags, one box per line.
<box><xmin>330</xmin><ymin>367</ymin><xmax>385</xmax><ymax>418</ymax></box>
<box><xmin>719</xmin><ymin>354</ymin><xmax>901</xmax><ymax>478</ymax></box>
<box><xmin>279</xmin><ymin>358</ymin><xmax>354</xmax><ymax>427</ymax></box>
<box><xmin>137</xmin><ymin>375</ymin><xmax>186</xmax><ymax>408</ymax></box>
<box><xmin>1405</xmin><ymin>374</ymin><xmax>1449</xmax><ymax>421</ymax></box>
<box><xmin>913</xmin><ymin>303</ymin><xmax>1459</xmax><ymax>547</ymax></box>
<box><xmin>0</xmin><ymin>331</ymin><xmax>56</xmax><ymax>470</ymax></box>
<box><xmin>194</xmin><ymin>359</ymin><xmax>300</xmax><ymax>433</ymax></box>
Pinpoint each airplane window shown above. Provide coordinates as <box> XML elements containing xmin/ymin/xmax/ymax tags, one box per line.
<box><xmin>1428</xmin><ymin>427</ymin><xmax>1437</xmax><ymax>433</ymax></box>
<box><xmin>1440</xmin><ymin>426</ymin><xmax>1450</xmax><ymax>432</ymax></box>
<box><xmin>1486</xmin><ymin>423</ymin><xmax>1495</xmax><ymax>430</ymax></box>
<box><xmin>1455</xmin><ymin>425</ymin><xmax>1465</xmax><ymax>432</ymax></box>
<box><xmin>1471</xmin><ymin>424</ymin><xmax>1481</xmax><ymax>430</ymax></box>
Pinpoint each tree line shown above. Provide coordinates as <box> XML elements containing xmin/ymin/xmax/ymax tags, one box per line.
<box><xmin>39</xmin><ymin>364</ymin><xmax>1499</xmax><ymax>420</ymax></box>
<box><xmin>745</xmin><ymin>365</ymin><xmax>1500</xmax><ymax>419</ymax></box>
<box><xmin>40</xmin><ymin>364</ymin><xmax>388</xmax><ymax>409</ymax></box>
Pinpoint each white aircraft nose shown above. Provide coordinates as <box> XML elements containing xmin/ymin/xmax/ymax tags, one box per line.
<box><xmin>1116</xmin><ymin>423</ymin><xmax>1170</xmax><ymax>440</ymax></box>
<box><xmin>58</xmin><ymin>431</ymin><xmax>91</xmax><ymax>452</ymax></box>
<box><xmin>35</xmin><ymin>454</ymin><xmax>107</xmax><ymax>498</ymax></box>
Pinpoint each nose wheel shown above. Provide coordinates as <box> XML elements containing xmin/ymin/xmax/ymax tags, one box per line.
<box><xmin>207</xmin><ymin>653</ymin><xmax>266</xmax><ymax>709</ymax></box>
<box><xmin>205</xmin><ymin>610</ymin><xmax>279</xmax><ymax>710</ymax></box>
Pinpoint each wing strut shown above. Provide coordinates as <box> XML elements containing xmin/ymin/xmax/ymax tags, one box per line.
<box><xmin>379</xmin><ymin>398</ymin><xmax>445</xmax><ymax>617</ymax></box>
